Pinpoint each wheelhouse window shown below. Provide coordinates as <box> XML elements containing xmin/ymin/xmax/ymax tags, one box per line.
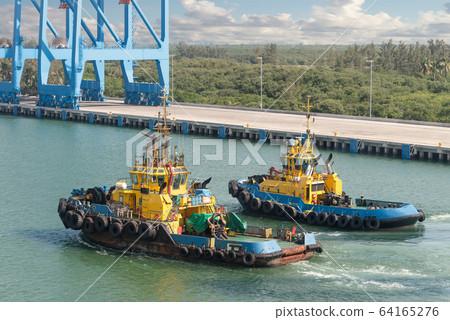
<box><xmin>180</xmin><ymin>173</ymin><xmax>188</xmax><ymax>186</ymax></box>
<box><xmin>157</xmin><ymin>175</ymin><xmax>165</xmax><ymax>187</ymax></box>
<box><xmin>131</xmin><ymin>173</ymin><xmax>138</xmax><ymax>185</ymax></box>
<box><xmin>172</xmin><ymin>174</ymin><xmax>181</xmax><ymax>190</ymax></box>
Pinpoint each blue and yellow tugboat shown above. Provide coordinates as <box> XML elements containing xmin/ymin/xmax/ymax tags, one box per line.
<box><xmin>229</xmin><ymin>98</ymin><xmax>425</xmax><ymax>231</ymax></box>
<box><xmin>57</xmin><ymin>93</ymin><xmax>322</xmax><ymax>267</ymax></box>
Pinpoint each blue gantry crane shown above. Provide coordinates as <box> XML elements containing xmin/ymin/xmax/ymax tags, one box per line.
<box><xmin>0</xmin><ymin>0</ymin><xmax>169</xmax><ymax>109</ymax></box>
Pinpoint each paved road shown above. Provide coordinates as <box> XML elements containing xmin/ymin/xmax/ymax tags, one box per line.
<box><xmin>20</xmin><ymin>97</ymin><xmax>450</xmax><ymax>147</ymax></box>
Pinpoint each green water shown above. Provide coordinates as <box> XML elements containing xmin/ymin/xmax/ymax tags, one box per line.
<box><xmin>1</xmin><ymin>115</ymin><xmax>449</xmax><ymax>302</ymax></box>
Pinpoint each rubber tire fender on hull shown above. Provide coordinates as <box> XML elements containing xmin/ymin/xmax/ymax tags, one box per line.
<box><xmin>365</xmin><ymin>218</ymin><xmax>380</xmax><ymax>230</ymax></box>
<box><xmin>262</xmin><ymin>201</ymin><xmax>274</xmax><ymax>215</ymax></box>
<box><xmin>274</xmin><ymin>204</ymin><xmax>285</xmax><ymax>217</ymax></box>
<box><xmin>327</xmin><ymin>214</ymin><xmax>338</xmax><ymax>227</ymax></box>
<box><xmin>350</xmin><ymin>216</ymin><xmax>364</xmax><ymax>229</ymax></box>
<box><xmin>316</xmin><ymin>212</ymin><xmax>328</xmax><ymax>225</ymax></box>
<box><xmin>338</xmin><ymin>215</ymin><xmax>351</xmax><ymax>228</ymax></box>
<box><xmin>307</xmin><ymin>211</ymin><xmax>318</xmax><ymax>225</ymax></box>
<box><xmin>242</xmin><ymin>252</ymin><xmax>256</xmax><ymax>267</ymax></box>
<box><xmin>249</xmin><ymin>197</ymin><xmax>262</xmax><ymax>211</ymax></box>
<box><xmin>109</xmin><ymin>221</ymin><xmax>123</xmax><ymax>238</ymax></box>
<box><xmin>94</xmin><ymin>215</ymin><xmax>109</xmax><ymax>233</ymax></box>
<box><xmin>83</xmin><ymin>217</ymin><xmax>95</xmax><ymax>234</ymax></box>
<box><xmin>126</xmin><ymin>220</ymin><xmax>139</xmax><ymax>235</ymax></box>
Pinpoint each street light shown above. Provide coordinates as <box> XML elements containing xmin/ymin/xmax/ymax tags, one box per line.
<box><xmin>170</xmin><ymin>55</ymin><xmax>175</xmax><ymax>102</ymax></box>
<box><xmin>257</xmin><ymin>57</ymin><xmax>263</xmax><ymax>109</ymax></box>
<box><xmin>367</xmin><ymin>60</ymin><xmax>373</xmax><ymax>117</ymax></box>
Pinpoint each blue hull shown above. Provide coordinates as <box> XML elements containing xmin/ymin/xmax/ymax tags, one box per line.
<box><xmin>234</xmin><ymin>179</ymin><xmax>424</xmax><ymax>230</ymax></box>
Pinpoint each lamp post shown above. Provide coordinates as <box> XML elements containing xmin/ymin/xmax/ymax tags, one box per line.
<box><xmin>170</xmin><ymin>55</ymin><xmax>174</xmax><ymax>102</ymax></box>
<box><xmin>257</xmin><ymin>56</ymin><xmax>263</xmax><ymax>109</ymax></box>
<box><xmin>367</xmin><ymin>60</ymin><xmax>373</xmax><ymax>117</ymax></box>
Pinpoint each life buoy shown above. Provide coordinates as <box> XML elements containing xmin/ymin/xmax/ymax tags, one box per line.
<box><xmin>326</xmin><ymin>214</ymin><xmax>338</xmax><ymax>227</ymax></box>
<box><xmin>337</xmin><ymin>215</ymin><xmax>351</xmax><ymax>228</ymax></box>
<box><xmin>350</xmin><ymin>216</ymin><xmax>363</xmax><ymax>229</ymax></box>
<box><xmin>365</xmin><ymin>218</ymin><xmax>380</xmax><ymax>230</ymax></box>
<box><xmin>262</xmin><ymin>201</ymin><xmax>274</xmax><ymax>215</ymax></box>
<box><xmin>307</xmin><ymin>211</ymin><xmax>318</xmax><ymax>224</ymax></box>
<box><xmin>242</xmin><ymin>252</ymin><xmax>256</xmax><ymax>267</ymax></box>
<box><xmin>317</xmin><ymin>212</ymin><xmax>328</xmax><ymax>225</ymax></box>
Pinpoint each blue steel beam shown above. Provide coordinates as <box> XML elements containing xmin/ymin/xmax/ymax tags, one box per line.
<box><xmin>12</xmin><ymin>0</ymin><xmax>24</xmax><ymax>93</ymax></box>
<box><xmin>70</xmin><ymin>0</ymin><xmax>83</xmax><ymax>101</ymax></box>
<box><xmin>1</xmin><ymin>0</ymin><xmax>169</xmax><ymax>108</ymax></box>
<box><xmin>131</xmin><ymin>0</ymin><xmax>162</xmax><ymax>48</ymax></box>
<box><xmin>88</xmin><ymin>0</ymin><xmax>123</xmax><ymax>45</ymax></box>
<box><xmin>64</xmin><ymin>0</ymin><xmax>97</xmax><ymax>45</ymax></box>
<box><xmin>29</xmin><ymin>0</ymin><xmax>59</xmax><ymax>38</ymax></box>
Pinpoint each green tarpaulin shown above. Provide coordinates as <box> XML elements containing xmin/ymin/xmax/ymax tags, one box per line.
<box><xmin>185</xmin><ymin>212</ymin><xmax>247</xmax><ymax>235</ymax></box>
<box><xmin>225</xmin><ymin>212</ymin><xmax>247</xmax><ymax>234</ymax></box>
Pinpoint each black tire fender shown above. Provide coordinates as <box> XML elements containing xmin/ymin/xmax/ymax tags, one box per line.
<box><xmin>70</xmin><ymin>212</ymin><xmax>84</xmax><ymax>230</ymax></box>
<box><xmin>338</xmin><ymin>215</ymin><xmax>351</xmax><ymax>228</ymax></box>
<box><xmin>249</xmin><ymin>197</ymin><xmax>262</xmax><ymax>211</ymax></box>
<box><xmin>58</xmin><ymin>198</ymin><xmax>67</xmax><ymax>215</ymax></box>
<box><xmin>83</xmin><ymin>217</ymin><xmax>95</xmax><ymax>234</ymax></box>
<box><xmin>226</xmin><ymin>250</ymin><xmax>236</xmax><ymax>262</ymax></box>
<box><xmin>317</xmin><ymin>212</ymin><xmax>328</xmax><ymax>225</ymax></box>
<box><xmin>418</xmin><ymin>209</ymin><xmax>426</xmax><ymax>222</ymax></box>
<box><xmin>94</xmin><ymin>215</ymin><xmax>109</xmax><ymax>233</ymax></box>
<box><xmin>126</xmin><ymin>220</ymin><xmax>139</xmax><ymax>235</ymax></box>
<box><xmin>274</xmin><ymin>203</ymin><xmax>285</xmax><ymax>217</ymax></box>
<box><xmin>238</xmin><ymin>191</ymin><xmax>251</xmax><ymax>204</ymax></box>
<box><xmin>285</xmin><ymin>206</ymin><xmax>297</xmax><ymax>219</ymax></box>
<box><xmin>203</xmin><ymin>248</ymin><xmax>214</xmax><ymax>260</ymax></box>
<box><xmin>327</xmin><ymin>214</ymin><xmax>338</xmax><ymax>227</ymax></box>
<box><xmin>262</xmin><ymin>201</ymin><xmax>274</xmax><ymax>215</ymax></box>
<box><xmin>193</xmin><ymin>247</ymin><xmax>203</xmax><ymax>258</ymax></box>
<box><xmin>297</xmin><ymin>212</ymin><xmax>307</xmax><ymax>222</ymax></box>
<box><xmin>307</xmin><ymin>211</ymin><xmax>318</xmax><ymax>224</ymax></box>
<box><xmin>214</xmin><ymin>251</ymin><xmax>225</xmax><ymax>262</ymax></box>
<box><xmin>180</xmin><ymin>246</ymin><xmax>189</xmax><ymax>257</ymax></box>
<box><xmin>365</xmin><ymin>218</ymin><xmax>380</xmax><ymax>230</ymax></box>
<box><xmin>64</xmin><ymin>211</ymin><xmax>75</xmax><ymax>229</ymax></box>
<box><xmin>350</xmin><ymin>216</ymin><xmax>363</xmax><ymax>229</ymax></box>
<box><xmin>109</xmin><ymin>221</ymin><xmax>123</xmax><ymax>238</ymax></box>
<box><xmin>242</xmin><ymin>252</ymin><xmax>256</xmax><ymax>267</ymax></box>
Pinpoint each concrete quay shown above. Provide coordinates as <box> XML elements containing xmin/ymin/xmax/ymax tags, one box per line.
<box><xmin>1</xmin><ymin>97</ymin><xmax>449</xmax><ymax>162</ymax></box>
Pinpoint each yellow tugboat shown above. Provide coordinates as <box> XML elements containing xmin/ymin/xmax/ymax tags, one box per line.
<box><xmin>229</xmin><ymin>97</ymin><xmax>425</xmax><ymax>230</ymax></box>
<box><xmin>57</xmin><ymin>92</ymin><xmax>322</xmax><ymax>267</ymax></box>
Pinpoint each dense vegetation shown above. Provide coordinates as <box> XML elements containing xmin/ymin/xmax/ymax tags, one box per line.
<box><xmin>1</xmin><ymin>40</ymin><xmax>449</xmax><ymax>123</ymax></box>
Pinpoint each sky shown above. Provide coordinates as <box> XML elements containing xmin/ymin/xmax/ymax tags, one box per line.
<box><xmin>0</xmin><ymin>0</ymin><xmax>449</xmax><ymax>45</ymax></box>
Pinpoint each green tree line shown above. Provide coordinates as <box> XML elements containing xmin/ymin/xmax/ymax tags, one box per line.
<box><xmin>1</xmin><ymin>40</ymin><xmax>449</xmax><ymax>123</ymax></box>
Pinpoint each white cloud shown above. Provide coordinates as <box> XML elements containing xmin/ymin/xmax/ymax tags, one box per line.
<box><xmin>169</xmin><ymin>0</ymin><xmax>450</xmax><ymax>44</ymax></box>
<box><xmin>0</xmin><ymin>1</ymin><xmax>448</xmax><ymax>46</ymax></box>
